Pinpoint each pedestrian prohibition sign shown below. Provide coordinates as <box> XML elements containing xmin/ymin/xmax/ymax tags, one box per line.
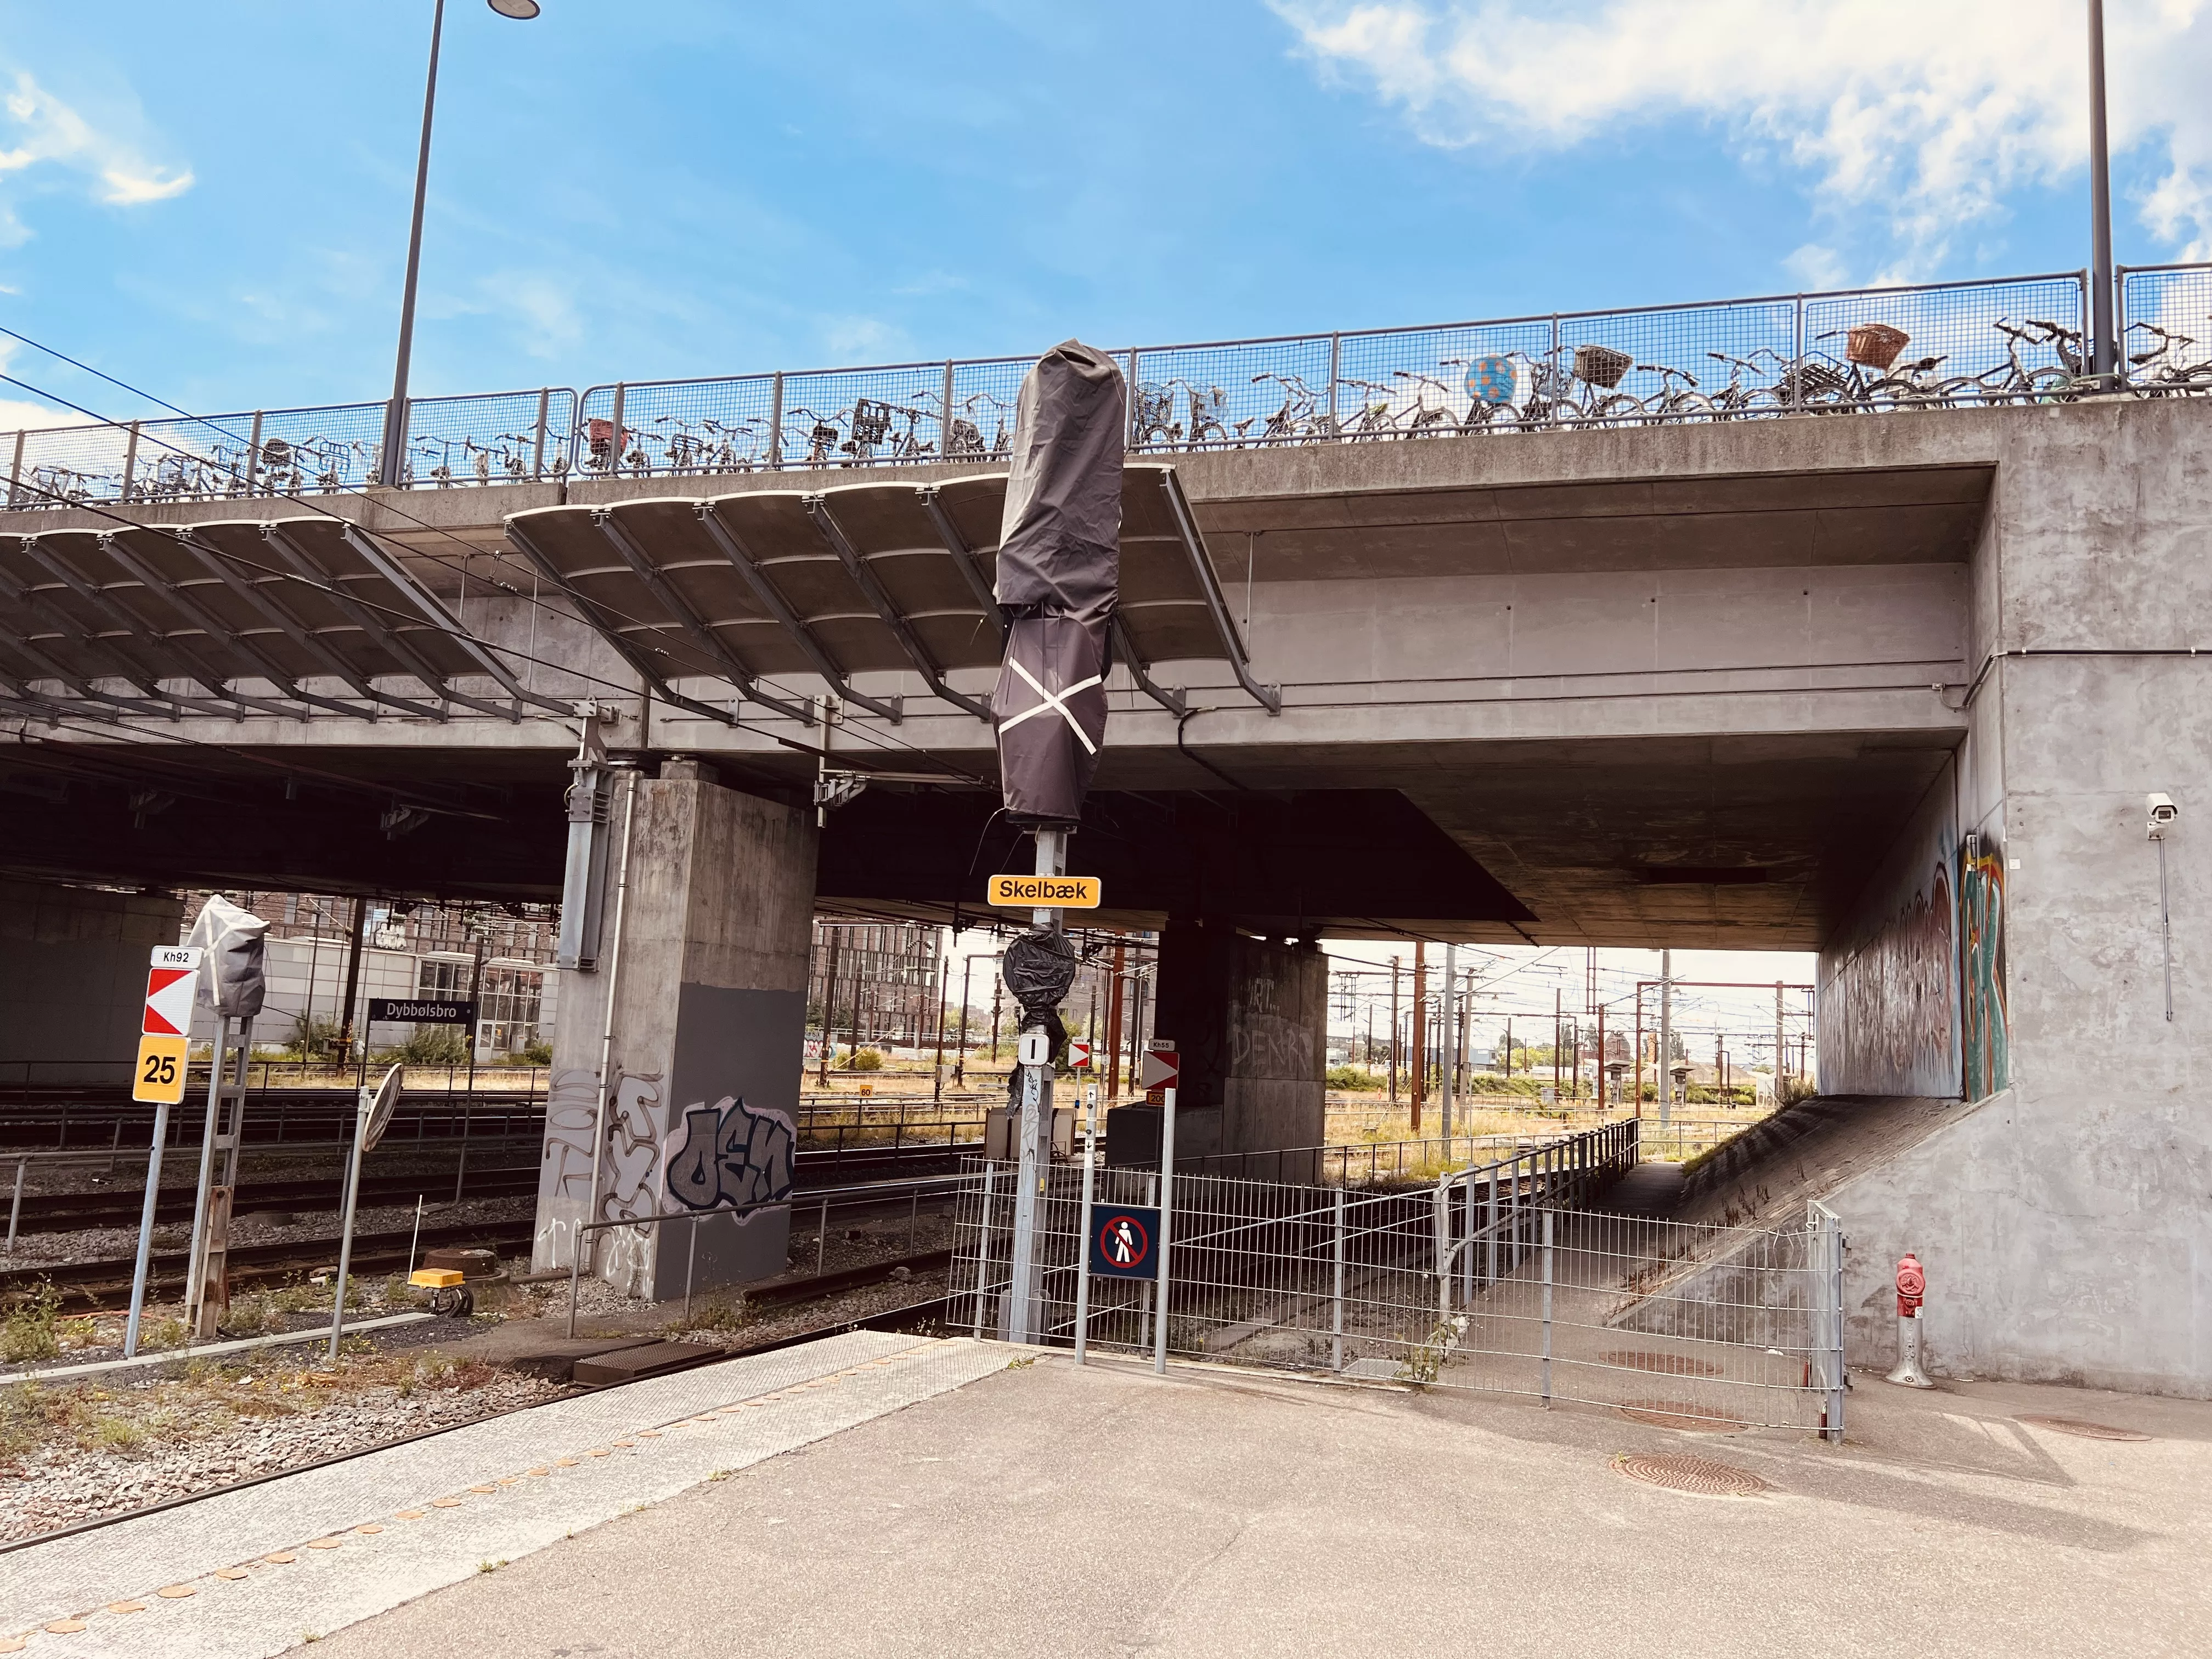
<box><xmin>1090</xmin><ymin>1205</ymin><xmax>1160</xmax><ymax>1279</ymax></box>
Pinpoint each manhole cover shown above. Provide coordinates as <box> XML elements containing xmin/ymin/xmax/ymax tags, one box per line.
<box><xmin>1618</xmin><ymin>1398</ymin><xmax>1748</xmax><ymax>1432</ymax></box>
<box><xmin>1601</xmin><ymin>1350</ymin><xmax>1722</xmax><ymax>1378</ymax></box>
<box><xmin>1614</xmin><ymin>1452</ymin><xmax>1770</xmax><ymax>1497</ymax></box>
<box><xmin>2017</xmin><ymin>1415</ymin><xmax>2152</xmax><ymax>1442</ymax></box>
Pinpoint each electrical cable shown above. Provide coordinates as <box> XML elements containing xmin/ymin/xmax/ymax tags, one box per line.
<box><xmin>1</xmin><ymin>465</ymin><xmax>987</xmax><ymax>783</ymax></box>
<box><xmin>0</xmin><ymin>340</ymin><xmax>981</xmax><ymax>777</ymax></box>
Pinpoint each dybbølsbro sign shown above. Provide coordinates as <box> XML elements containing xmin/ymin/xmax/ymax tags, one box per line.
<box><xmin>366</xmin><ymin>998</ymin><xmax>478</xmax><ymax>1025</ymax></box>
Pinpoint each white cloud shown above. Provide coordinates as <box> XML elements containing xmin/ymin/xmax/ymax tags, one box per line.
<box><xmin>0</xmin><ymin>70</ymin><xmax>193</xmax><ymax>238</ymax></box>
<box><xmin>1273</xmin><ymin>1</ymin><xmax>2212</xmax><ymax>270</ymax></box>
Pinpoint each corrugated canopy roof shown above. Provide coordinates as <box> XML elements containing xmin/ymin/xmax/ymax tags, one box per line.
<box><xmin>0</xmin><ymin>517</ymin><xmax>559</xmax><ymax>721</ymax></box>
<box><xmin>503</xmin><ymin>462</ymin><xmax>1277</xmax><ymax>725</ymax></box>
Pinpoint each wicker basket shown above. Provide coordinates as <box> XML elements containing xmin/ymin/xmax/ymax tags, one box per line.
<box><xmin>1846</xmin><ymin>323</ymin><xmax>1910</xmax><ymax>370</ymax></box>
<box><xmin>1572</xmin><ymin>343</ymin><xmax>1633</xmax><ymax>388</ymax></box>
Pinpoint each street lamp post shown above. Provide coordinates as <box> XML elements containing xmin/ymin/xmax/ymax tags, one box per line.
<box><xmin>2087</xmin><ymin>0</ymin><xmax>2117</xmax><ymax>387</ymax></box>
<box><xmin>377</xmin><ymin>0</ymin><xmax>540</xmax><ymax>488</ymax></box>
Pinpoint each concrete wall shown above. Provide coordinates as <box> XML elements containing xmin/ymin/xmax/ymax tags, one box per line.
<box><xmin>534</xmin><ymin>760</ymin><xmax>817</xmax><ymax>1299</ymax></box>
<box><xmin>1820</xmin><ymin>402</ymin><xmax>2212</xmax><ymax>1396</ymax></box>
<box><xmin>1154</xmin><ymin>922</ymin><xmax>1327</xmax><ymax>1155</ymax></box>
<box><xmin>0</xmin><ymin>878</ymin><xmax>181</xmax><ymax>1081</ymax></box>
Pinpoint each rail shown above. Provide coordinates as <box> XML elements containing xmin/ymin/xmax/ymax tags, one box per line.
<box><xmin>7</xmin><ymin>264</ymin><xmax>2211</xmax><ymax>512</ymax></box>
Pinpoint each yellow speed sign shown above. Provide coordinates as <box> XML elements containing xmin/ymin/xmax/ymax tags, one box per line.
<box><xmin>133</xmin><ymin>1034</ymin><xmax>190</xmax><ymax>1105</ymax></box>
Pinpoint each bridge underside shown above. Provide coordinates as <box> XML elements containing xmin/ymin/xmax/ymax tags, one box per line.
<box><xmin>0</xmin><ymin>725</ymin><xmax>1951</xmax><ymax>950</ymax></box>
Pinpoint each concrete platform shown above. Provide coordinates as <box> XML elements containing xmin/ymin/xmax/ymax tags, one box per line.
<box><xmin>0</xmin><ymin>1332</ymin><xmax>1010</xmax><ymax>1655</ymax></box>
<box><xmin>8</xmin><ymin>1341</ymin><xmax>2210</xmax><ymax>1656</ymax></box>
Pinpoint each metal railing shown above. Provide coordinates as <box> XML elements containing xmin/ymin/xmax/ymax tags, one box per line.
<box><xmin>955</xmin><ymin>1120</ymin><xmax>1846</xmax><ymax>1438</ymax></box>
<box><xmin>9</xmin><ymin>264</ymin><xmax>2212</xmax><ymax>512</ymax></box>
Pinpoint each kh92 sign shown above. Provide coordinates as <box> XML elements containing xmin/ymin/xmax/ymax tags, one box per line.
<box><xmin>1089</xmin><ymin>1205</ymin><xmax>1160</xmax><ymax>1279</ymax></box>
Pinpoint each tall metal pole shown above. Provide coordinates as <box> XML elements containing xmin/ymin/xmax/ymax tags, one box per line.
<box><xmin>122</xmin><ymin>1097</ymin><xmax>173</xmax><ymax>1358</ymax></box>
<box><xmin>955</xmin><ymin>953</ymin><xmax>973</xmax><ymax>1084</ymax></box>
<box><xmin>335</xmin><ymin>896</ymin><xmax>368</xmax><ymax>1065</ymax></box>
<box><xmin>326</xmin><ymin>1091</ymin><xmax>368</xmax><ymax>1363</ymax></box>
<box><xmin>379</xmin><ymin>0</ymin><xmax>446</xmax><ymax>487</ymax></box>
<box><xmin>1005</xmin><ymin>826</ymin><xmax>1065</xmax><ymax>1344</ymax></box>
<box><xmin>1658</xmin><ymin>949</ymin><xmax>1674</xmax><ymax>1127</ymax></box>
<box><xmin>1439</xmin><ymin>943</ymin><xmax>1457</xmax><ymax>1143</ymax></box>
<box><xmin>2087</xmin><ymin>0</ymin><xmax>2118</xmax><ymax>387</ymax></box>
<box><xmin>1152</xmin><ymin>1083</ymin><xmax>1176</xmax><ymax>1374</ymax></box>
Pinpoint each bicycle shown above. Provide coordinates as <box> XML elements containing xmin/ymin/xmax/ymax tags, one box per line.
<box><xmin>1249</xmin><ymin>372</ymin><xmax>1330</xmax><ymax>442</ymax></box>
<box><xmin>1168</xmin><ymin>378</ymin><xmax>1249</xmax><ymax>449</ymax></box>
<box><xmin>1973</xmin><ymin>318</ymin><xmax>2083</xmax><ymax>405</ymax></box>
<box><xmin>1129</xmin><ymin>381</ymin><xmax>1180</xmax><ymax>448</ymax></box>
<box><xmin>785</xmin><ymin>407</ymin><xmax>845</xmax><ymax>468</ymax></box>
<box><xmin>2126</xmin><ymin>319</ymin><xmax>2212</xmax><ymax>395</ymax></box>
<box><xmin>949</xmin><ymin>390</ymin><xmax>1014</xmax><ymax>459</ymax></box>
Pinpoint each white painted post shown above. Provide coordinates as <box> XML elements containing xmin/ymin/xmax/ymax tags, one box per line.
<box><xmin>1153</xmin><ymin>1084</ymin><xmax>1176</xmax><ymax>1374</ymax></box>
<box><xmin>1540</xmin><ymin>1207</ymin><xmax>1554</xmax><ymax>1404</ymax></box>
<box><xmin>1330</xmin><ymin>1183</ymin><xmax>1346</xmax><ymax>1372</ymax></box>
<box><xmin>1073</xmin><ymin>1092</ymin><xmax>1097</xmax><ymax>1365</ymax></box>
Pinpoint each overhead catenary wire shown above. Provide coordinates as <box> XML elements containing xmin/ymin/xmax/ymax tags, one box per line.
<box><xmin>0</xmin><ymin>338</ymin><xmax>988</xmax><ymax>780</ymax></box>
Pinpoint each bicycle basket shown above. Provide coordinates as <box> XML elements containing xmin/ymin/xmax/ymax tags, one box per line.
<box><xmin>1846</xmin><ymin>323</ymin><xmax>1910</xmax><ymax>370</ymax></box>
<box><xmin>1572</xmin><ymin>344</ymin><xmax>1633</xmax><ymax>388</ymax></box>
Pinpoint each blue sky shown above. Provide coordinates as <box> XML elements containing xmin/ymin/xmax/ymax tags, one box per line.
<box><xmin>3</xmin><ymin>0</ymin><xmax>2210</xmax><ymax>426</ymax></box>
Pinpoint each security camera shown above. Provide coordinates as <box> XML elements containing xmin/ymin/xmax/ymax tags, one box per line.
<box><xmin>2148</xmin><ymin>792</ymin><xmax>2180</xmax><ymax>839</ymax></box>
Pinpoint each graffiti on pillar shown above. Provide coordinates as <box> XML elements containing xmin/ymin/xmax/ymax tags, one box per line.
<box><xmin>1959</xmin><ymin>838</ymin><xmax>2008</xmax><ymax>1100</ymax></box>
<box><xmin>538</xmin><ymin>1067</ymin><xmax>601</xmax><ymax>1209</ymax></box>
<box><xmin>601</xmin><ymin>1072</ymin><xmax>665</xmax><ymax>1224</ymax></box>
<box><xmin>663</xmin><ymin>1095</ymin><xmax>796</xmax><ymax>1212</ymax></box>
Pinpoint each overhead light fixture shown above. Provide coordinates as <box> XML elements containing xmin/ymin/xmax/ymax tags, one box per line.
<box><xmin>488</xmin><ymin>0</ymin><xmax>541</xmax><ymax>16</ymax></box>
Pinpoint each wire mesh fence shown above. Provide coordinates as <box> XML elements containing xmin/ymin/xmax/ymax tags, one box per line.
<box><xmin>2120</xmin><ymin>264</ymin><xmax>2212</xmax><ymax>393</ymax></box>
<box><xmin>8</xmin><ymin>265</ymin><xmax>2207</xmax><ymax>510</ymax></box>
<box><xmin>954</xmin><ymin>1119</ymin><xmax>1844</xmax><ymax>1437</ymax></box>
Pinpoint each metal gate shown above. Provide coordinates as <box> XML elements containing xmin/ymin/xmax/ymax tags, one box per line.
<box><xmin>953</xmin><ymin>1127</ymin><xmax>1846</xmax><ymax>1440</ymax></box>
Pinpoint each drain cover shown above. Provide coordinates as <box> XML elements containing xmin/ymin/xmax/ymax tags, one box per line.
<box><xmin>2017</xmin><ymin>1415</ymin><xmax>2152</xmax><ymax>1442</ymax></box>
<box><xmin>1614</xmin><ymin>1452</ymin><xmax>1770</xmax><ymax>1497</ymax></box>
<box><xmin>1618</xmin><ymin>1398</ymin><xmax>1749</xmax><ymax>1432</ymax></box>
<box><xmin>1601</xmin><ymin>1350</ymin><xmax>1722</xmax><ymax>1378</ymax></box>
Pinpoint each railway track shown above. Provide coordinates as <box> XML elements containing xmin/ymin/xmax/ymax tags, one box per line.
<box><xmin>2</xmin><ymin>1217</ymin><xmax>535</xmax><ymax>1311</ymax></box>
<box><xmin>3</xmin><ymin>1141</ymin><xmax>979</xmax><ymax>1234</ymax></box>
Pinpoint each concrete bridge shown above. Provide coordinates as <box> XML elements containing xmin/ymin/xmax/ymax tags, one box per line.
<box><xmin>1</xmin><ymin>397</ymin><xmax>2205</xmax><ymax>1396</ymax></box>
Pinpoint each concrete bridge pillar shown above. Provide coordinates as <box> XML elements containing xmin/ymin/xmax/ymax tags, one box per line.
<box><xmin>0</xmin><ymin>877</ymin><xmax>182</xmax><ymax>1085</ymax></box>
<box><xmin>1150</xmin><ymin>919</ymin><xmax>1328</xmax><ymax>1171</ymax></box>
<box><xmin>531</xmin><ymin>758</ymin><xmax>816</xmax><ymax>1300</ymax></box>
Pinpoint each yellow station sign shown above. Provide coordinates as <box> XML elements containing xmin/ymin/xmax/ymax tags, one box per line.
<box><xmin>987</xmin><ymin>873</ymin><xmax>1102</xmax><ymax>910</ymax></box>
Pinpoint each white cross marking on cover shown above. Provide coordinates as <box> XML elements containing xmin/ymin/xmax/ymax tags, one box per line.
<box><xmin>997</xmin><ymin>656</ymin><xmax>1103</xmax><ymax>754</ymax></box>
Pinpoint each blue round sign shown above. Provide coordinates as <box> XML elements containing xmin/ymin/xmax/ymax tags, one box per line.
<box><xmin>1464</xmin><ymin>356</ymin><xmax>1516</xmax><ymax>406</ymax></box>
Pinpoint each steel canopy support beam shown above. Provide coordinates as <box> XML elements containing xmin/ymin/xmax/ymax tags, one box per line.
<box><xmin>0</xmin><ymin>556</ymin><xmax>194</xmax><ymax>717</ymax></box>
<box><xmin>501</xmin><ymin>517</ymin><xmax>742</xmax><ymax>729</ymax></box>
<box><xmin>583</xmin><ymin>511</ymin><xmax>814</xmax><ymax>724</ymax></box>
<box><xmin>336</xmin><ymin>524</ymin><xmax>580</xmax><ymax>721</ymax></box>
<box><xmin>1157</xmin><ymin>469</ymin><xmax>1282</xmax><ymax>716</ymax></box>
<box><xmin>913</xmin><ymin>485</ymin><xmax>1007</xmax><ymax>647</ymax></box>
<box><xmin>182</xmin><ymin>531</ymin><xmax>437</xmax><ymax>719</ymax></box>
<box><xmin>691</xmin><ymin>503</ymin><xmax>902</xmax><ymax>724</ymax></box>
<box><xmin>803</xmin><ymin>494</ymin><xmax>994</xmax><ymax>723</ymax></box>
<box><xmin>1111</xmin><ymin>614</ymin><xmax>1187</xmax><ymax>716</ymax></box>
<box><xmin>93</xmin><ymin>534</ymin><xmax>370</xmax><ymax>720</ymax></box>
<box><xmin>257</xmin><ymin>524</ymin><xmax>468</xmax><ymax>721</ymax></box>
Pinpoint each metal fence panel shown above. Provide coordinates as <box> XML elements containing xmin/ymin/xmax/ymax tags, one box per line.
<box><xmin>5</xmin><ymin>264</ymin><xmax>2208</xmax><ymax>515</ymax></box>
<box><xmin>2119</xmin><ymin>264</ymin><xmax>2212</xmax><ymax>390</ymax></box>
<box><xmin>955</xmin><ymin>1116</ymin><xmax>1839</xmax><ymax>1435</ymax></box>
<box><xmin>404</xmin><ymin>388</ymin><xmax>577</xmax><ymax>487</ymax></box>
<box><xmin>576</xmin><ymin>375</ymin><xmax>778</xmax><ymax>480</ymax></box>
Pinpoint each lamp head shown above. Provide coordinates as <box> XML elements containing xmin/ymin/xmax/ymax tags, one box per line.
<box><xmin>488</xmin><ymin>0</ymin><xmax>540</xmax><ymax>16</ymax></box>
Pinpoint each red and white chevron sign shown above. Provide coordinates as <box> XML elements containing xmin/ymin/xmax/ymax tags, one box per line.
<box><xmin>143</xmin><ymin>946</ymin><xmax>202</xmax><ymax>1036</ymax></box>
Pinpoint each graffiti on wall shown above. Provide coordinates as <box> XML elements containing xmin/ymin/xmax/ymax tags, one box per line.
<box><xmin>1960</xmin><ymin>838</ymin><xmax>2009</xmax><ymax>1099</ymax></box>
<box><xmin>1822</xmin><ymin>857</ymin><xmax>1960</xmax><ymax>1097</ymax></box>
<box><xmin>665</xmin><ymin>1095</ymin><xmax>795</xmax><ymax>1211</ymax></box>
